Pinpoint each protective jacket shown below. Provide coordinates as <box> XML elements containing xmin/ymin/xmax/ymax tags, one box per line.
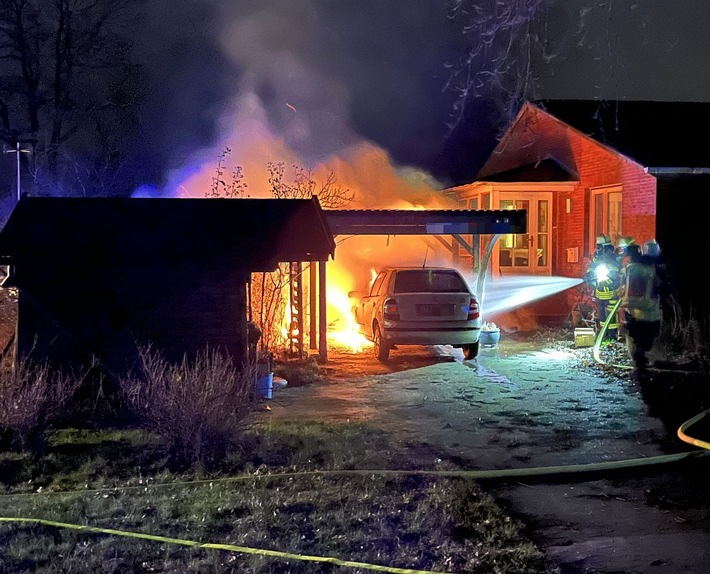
<box><xmin>622</xmin><ymin>260</ymin><xmax>661</xmax><ymax>322</ymax></box>
<box><xmin>587</xmin><ymin>254</ymin><xmax>622</xmax><ymax>300</ymax></box>
<box><xmin>584</xmin><ymin>251</ymin><xmax>622</xmax><ymax>337</ymax></box>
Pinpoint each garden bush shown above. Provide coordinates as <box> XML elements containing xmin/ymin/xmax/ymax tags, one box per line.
<box><xmin>0</xmin><ymin>355</ymin><xmax>88</xmax><ymax>455</ymax></box>
<box><xmin>120</xmin><ymin>344</ymin><xmax>257</xmax><ymax>470</ymax></box>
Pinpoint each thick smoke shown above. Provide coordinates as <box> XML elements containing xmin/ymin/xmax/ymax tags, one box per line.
<box><xmin>129</xmin><ymin>0</ymin><xmax>475</xmax><ymax>200</ymax></box>
<box><xmin>130</xmin><ymin>0</ymin><xmax>710</xmax><ymax>200</ymax></box>
<box><xmin>3</xmin><ymin>1</ymin><xmax>710</xmax><ymax>206</ymax></box>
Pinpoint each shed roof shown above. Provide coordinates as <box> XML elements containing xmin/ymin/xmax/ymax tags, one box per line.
<box><xmin>534</xmin><ymin>99</ymin><xmax>710</xmax><ymax>169</ymax></box>
<box><xmin>0</xmin><ymin>196</ymin><xmax>335</xmax><ymax>270</ymax></box>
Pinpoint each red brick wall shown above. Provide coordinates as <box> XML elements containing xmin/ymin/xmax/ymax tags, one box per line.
<box><xmin>480</xmin><ymin>103</ymin><xmax>658</xmax><ymax>325</ymax></box>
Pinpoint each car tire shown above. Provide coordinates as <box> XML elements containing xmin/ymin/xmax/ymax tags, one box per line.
<box><xmin>462</xmin><ymin>342</ymin><xmax>479</xmax><ymax>360</ymax></box>
<box><xmin>373</xmin><ymin>324</ymin><xmax>390</xmax><ymax>362</ymax></box>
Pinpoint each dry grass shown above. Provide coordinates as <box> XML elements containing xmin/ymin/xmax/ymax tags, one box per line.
<box><xmin>273</xmin><ymin>355</ymin><xmax>325</xmax><ymax>388</ymax></box>
<box><xmin>0</xmin><ymin>422</ymin><xmax>558</xmax><ymax>574</ymax></box>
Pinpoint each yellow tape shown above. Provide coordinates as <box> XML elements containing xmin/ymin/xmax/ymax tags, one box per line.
<box><xmin>0</xmin><ymin>517</ymin><xmax>453</xmax><ymax>574</ymax></box>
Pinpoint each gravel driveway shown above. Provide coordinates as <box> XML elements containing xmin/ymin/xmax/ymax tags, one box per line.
<box><xmin>266</xmin><ymin>333</ymin><xmax>710</xmax><ymax>574</ymax></box>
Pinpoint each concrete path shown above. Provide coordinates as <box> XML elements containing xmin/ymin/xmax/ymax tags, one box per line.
<box><xmin>266</xmin><ymin>339</ymin><xmax>710</xmax><ymax>573</ymax></box>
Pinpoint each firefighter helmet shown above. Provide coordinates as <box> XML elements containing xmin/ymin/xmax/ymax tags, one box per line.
<box><xmin>642</xmin><ymin>239</ymin><xmax>661</xmax><ymax>257</ymax></box>
<box><xmin>595</xmin><ymin>234</ymin><xmax>611</xmax><ymax>246</ymax></box>
<box><xmin>616</xmin><ymin>236</ymin><xmax>636</xmax><ymax>251</ymax></box>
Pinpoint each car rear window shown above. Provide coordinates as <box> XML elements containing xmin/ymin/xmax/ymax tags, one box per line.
<box><xmin>393</xmin><ymin>270</ymin><xmax>468</xmax><ymax>293</ymax></box>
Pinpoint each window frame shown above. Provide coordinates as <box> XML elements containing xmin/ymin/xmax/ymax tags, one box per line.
<box><xmin>589</xmin><ymin>185</ymin><xmax>623</xmax><ymax>255</ymax></box>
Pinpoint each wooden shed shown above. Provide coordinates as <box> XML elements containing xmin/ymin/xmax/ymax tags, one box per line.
<box><xmin>0</xmin><ymin>196</ymin><xmax>335</xmax><ymax>377</ymax></box>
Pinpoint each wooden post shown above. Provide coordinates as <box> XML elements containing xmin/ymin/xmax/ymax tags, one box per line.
<box><xmin>318</xmin><ymin>260</ymin><xmax>328</xmax><ymax>362</ymax></box>
<box><xmin>289</xmin><ymin>262</ymin><xmax>304</xmax><ymax>358</ymax></box>
<box><xmin>309</xmin><ymin>262</ymin><xmax>317</xmax><ymax>349</ymax></box>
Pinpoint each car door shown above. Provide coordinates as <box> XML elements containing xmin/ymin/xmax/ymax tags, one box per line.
<box><xmin>360</xmin><ymin>270</ymin><xmax>388</xmax><ymax>338</ymax></box>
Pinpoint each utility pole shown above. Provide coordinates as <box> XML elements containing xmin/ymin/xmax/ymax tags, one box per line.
<box><xmin>3</xmin><ymin>141</ymin><xmax>32</xmax><ymax>202</ymax></box>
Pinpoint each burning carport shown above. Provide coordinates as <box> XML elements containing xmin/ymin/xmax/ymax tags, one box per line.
<box><xmin>0</xmin><ymin>196</ymin><xmax>335</xmax><ymax>377</ymax></box>
<box><xmin>324</xmin><ymin>207</ymin><xmax>527</xmax><ymax>300</ymax></box>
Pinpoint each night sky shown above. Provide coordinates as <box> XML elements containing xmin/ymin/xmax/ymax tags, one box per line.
<box><xmin>3</xmin><ymin>0</ymin><xmax>710</xmax><ymax>203</ymax></box>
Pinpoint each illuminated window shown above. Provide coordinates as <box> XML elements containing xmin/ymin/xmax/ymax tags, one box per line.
<box><xmin>590</xmin><ymin>186</ymin><xmax>622</xmax><ymax>253</ymax></box>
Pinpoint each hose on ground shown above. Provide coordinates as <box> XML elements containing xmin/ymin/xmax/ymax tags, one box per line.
<box><xmin>589</xmin><ymin>298</ymin><xmax>710</xmax><ymax>450</ymax></box>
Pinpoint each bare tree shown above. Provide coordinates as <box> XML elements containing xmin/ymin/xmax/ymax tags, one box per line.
<box><xmin>0</xmin><ymin>0</ymin><xmax>140</xmax><ymax>194</ymax></box>
<box><xmin>207</xmin><ymin>151</ymin><xmax>355</xmax><ymax>357</ymax></box>
<box><xmin>444</xmin><ymin>0</ymin><xmax>549</xmax><ymax>133</ymax></box>
<box><xmin>267</xmin><ymin>161</ymin><xmax>355</xmax><ymax>209</ymax></box>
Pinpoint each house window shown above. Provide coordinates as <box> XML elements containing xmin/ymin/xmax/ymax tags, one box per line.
<box><xmin>591</xmin><ymin>186</ymin><xmax>622</xmax><ymax>252</ymax></box>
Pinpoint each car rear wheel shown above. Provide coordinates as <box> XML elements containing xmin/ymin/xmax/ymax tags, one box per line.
<box><xmin>462</xmin><ymin>342</ymin><xmax>479</xmax><ymax>360</ymax></box>
<box><xmin>373</xmin><ymin>324</ymin><xmax>390</xmax><ymax>362</ymax></box>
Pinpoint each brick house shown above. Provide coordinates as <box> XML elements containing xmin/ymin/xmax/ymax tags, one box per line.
<box><xmin>445</xmin><ymin>100</ymin><xmax>710</xmax><ymax>329</ymax></box>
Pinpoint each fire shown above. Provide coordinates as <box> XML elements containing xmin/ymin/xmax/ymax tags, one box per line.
<box><xmin>325</xmin><ymin>265</ymin><xmax>373</xmax><ymax>352</ymax></box>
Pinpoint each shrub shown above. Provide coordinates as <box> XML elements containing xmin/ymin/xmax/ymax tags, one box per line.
<box><xmin>120</xmin><ymin>345</ymin><xmax>257</xmax><ymax>470</ymax></box>
<box><xmin>273</xmin><ymin>355</ymin><xmax>325</xmax><ymax>387</ymax></box>
<box><xmin>0</xmin><ymin>355</ymin><xmax>88</xmax><ymax>455</ymax></box>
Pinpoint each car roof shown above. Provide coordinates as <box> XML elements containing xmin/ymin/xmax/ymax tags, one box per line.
<box><xmin>380</xmin><ymin>266</ymin><xmax>462</xmax><ymax>272</ymax></box>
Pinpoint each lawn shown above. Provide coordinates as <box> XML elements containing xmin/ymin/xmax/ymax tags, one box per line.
<box><xmin>0</xmin><ymin>421</ymin><xmax>560</xmax><ymax>574</ymax></box>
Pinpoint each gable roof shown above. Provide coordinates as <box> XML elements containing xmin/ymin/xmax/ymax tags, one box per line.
<box><xmin>534</xmin><ymin>100</ymin><xmax>710</xmax><ymax>170</ymax></box>
<box><xmin>478</xmin><ymin>157</ymin><xmax>578</xmax><ymax>183</ymax></box>
<box><xmin>0</xmin><ymin>196</ymin><xmax>335</xmax><ymax>271</ymax></box>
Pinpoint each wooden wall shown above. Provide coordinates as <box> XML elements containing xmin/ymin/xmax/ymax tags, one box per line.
<box><xmin>17</xmin><ymin>256</ymin><xmax>250</xmax><ymax>377</ymax></box>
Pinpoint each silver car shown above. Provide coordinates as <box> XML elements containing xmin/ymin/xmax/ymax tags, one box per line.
<box><xmin>350</xmin><ymin>266</ymin><xmax>482</xmax><ymax>361</ymax></box>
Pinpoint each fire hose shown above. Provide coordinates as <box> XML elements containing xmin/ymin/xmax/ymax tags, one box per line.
<box><xmin>592</xmin><ymin>298</ymin><xmax>710</xmax><ymax>450</ymax></box>
<box><xmin>0</xmin><ymin>292</ymin><xmax>708</xmax><ymax>572</ymax></box>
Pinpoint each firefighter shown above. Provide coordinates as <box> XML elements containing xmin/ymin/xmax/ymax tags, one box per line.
<box><xmin>584</xmin><ymin>235</ymin><xmax>622</xmax><ymax>340</ymax></box>
<box><xmin>620</xmin><ymin>239</ymin><xmax>663</xmax><ymax>369</ymax></box>
<box><xmin>615</xmin><ymin>236</ymin><xmax>639</xmax><ymax>340</ymax></box>
<box><xmin>584</xmin><ymin>235</ymin><xmax>610</xmax><ymax>287</ymax></box>
<box><xmin>615</xmin><ymin>236</ymin><xmax>637</xmax><ymax>269</ymax></box>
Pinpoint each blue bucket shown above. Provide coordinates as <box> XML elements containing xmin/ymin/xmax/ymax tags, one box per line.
<box><xmin>480</xmin><ymin>329</ymin><xmax>501</xmax><ymax>347</ymax></box>
<box><xmin>256</xmin><ymin>372</ymin><xmax>273</xmax><ymax>400</ymax></box>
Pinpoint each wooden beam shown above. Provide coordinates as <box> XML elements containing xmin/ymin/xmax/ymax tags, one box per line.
<box><xmin>318</xmin><ymin>260</ymin><xmax>328</xmax><ymax>362</ymax></box>
<box><xmin>309</xmin><ymin>263</ymin><xmax>317</xmax><ymax>349</ymax></box>
<box><xmin>433</xmin><ymin>235</ymin><xmax>453</xmax><ymax>253</ymax></box>
<box><xmin>325</xmin><ymin>209</ymin><xmax>527</xmax><ymax>235</ymax></box>
<box><xmin>452</xmin><ymin>234</ymin><xmax>475</xmax><ymax>256</ymax></box>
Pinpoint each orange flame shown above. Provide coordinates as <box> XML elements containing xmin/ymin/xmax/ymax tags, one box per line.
<box><xmin>325</xmin><ymin>265</ymin><xmax>372</xmax><ymax>352</ymax></box>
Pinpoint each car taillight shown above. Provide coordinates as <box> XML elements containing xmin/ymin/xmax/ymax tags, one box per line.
<box><xmin>383</xmin><ymin>298</ymin><xmax>400</xmax><ymax>320</ymax></box>
<box><xmin>467</xmin><ymin>298</ymin><xmax>480</xmax><ymax>321</ymax></box>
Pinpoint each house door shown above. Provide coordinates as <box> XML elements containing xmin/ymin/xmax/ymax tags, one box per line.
<box><xmin>498</xmin><ymin>193</ymin><xmax>552</xmax><ymax>276</ymax></box>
